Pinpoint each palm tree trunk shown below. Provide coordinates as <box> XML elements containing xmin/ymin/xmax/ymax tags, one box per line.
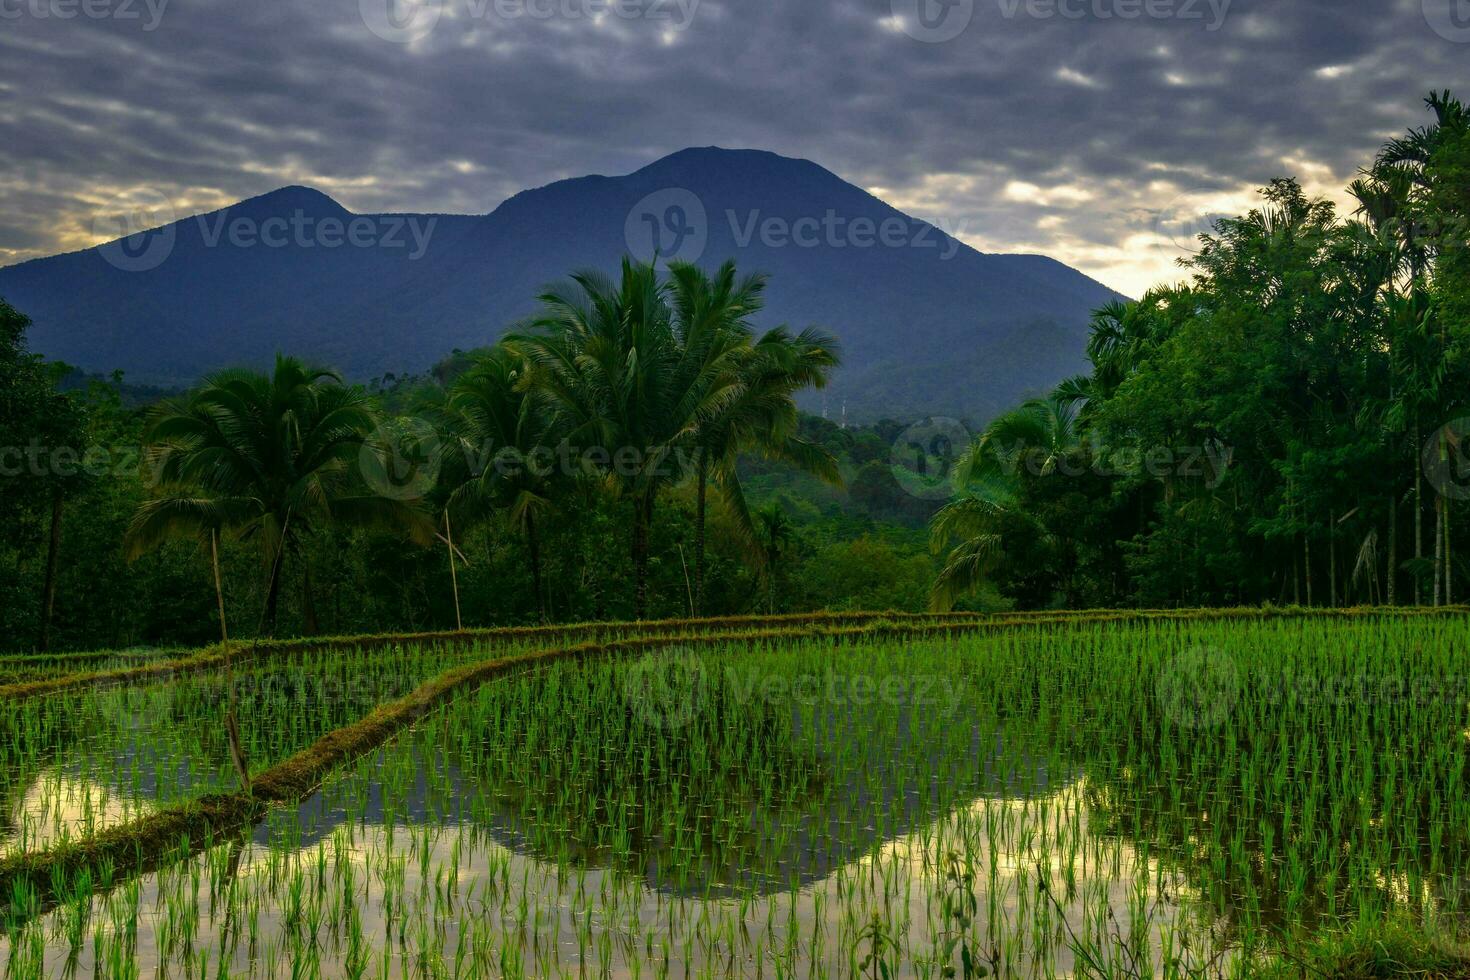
<box><xmin>1446</xmin><ymin>500</ymin><xmax>1453</xmax><ymax>606</ymax></box>
<box><xmin>445</xmin><ymin>511</ymin><xmax>462</xmax><ymax>632</ymax></box>
<box><xmin>632</xmin><ymin>493</ymin><xmax>651</xmax><ymax>620</ymax></box>
<box><xmin>526</xmin><ymin>510</ymin><xmax>546</xmax><ymax>623</ymax></box>
<box><xmin>212</xmin><ymin>529</ymin><xmax>228</xmax><ymax>642</ymax></box>
<box><xmin>1292</xmin><ymin>543</ymin><xmax>1300</xmax><ymax>605</ymax></box>
<box><xmin>1304</xmin><ymin>534</ymin><xmax>1314</xmax><ymax>607</ymax></box>
<box><xmin>1387</xmin><ymin>496</ymin><xmax>1397</xmax><ymax>606</ymax></box>
<box><xmin>263</xmin><ymin>558</ymin><xmax>283</xmax><ymax>637</ymax></box>
<box><xmin>1328</xmin><ymin>512</ymin><xmax>1337</xmax><ymax>607</ymax></box>
<box><xmin>694</xmin><ymin>449</ymin><xmax>708</xmax><ymax>617</ymax></box>
<box><xmin>1433</xmin><ymin>495</ymin><xmax>1444</xmax><ymax>607</ymax></box>
<box><xmin>767</xmin><ymin>551</ymin><xmax>777</xmax><ymax>615</ymax></box>
<box><xmin>1415</xmin><ymin>415</ymin><xmax>1424</xmax><ymax>604</ymax></box>
<box><xmin>39</xmin><ymin>488</ymin><xmax>63</xmax><ymax>652</ymax></box>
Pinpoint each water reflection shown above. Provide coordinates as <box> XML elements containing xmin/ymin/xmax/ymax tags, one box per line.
<box><xmin>1</xmin><ymin>778</ymin><xmax>1219</xmax><ymax>978</ymax></box>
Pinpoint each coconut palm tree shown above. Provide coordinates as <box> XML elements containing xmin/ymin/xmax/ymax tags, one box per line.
<box><xmin>125</xmin><ymin>355</ymin><xmax>432</xmax><ymax>635</ymax></box>
<box><xmin>442</xmin><ymin>344</ymin><xmax>566</xmax><ymax>622</ymax></box>
<box><xmin>928</xmin><ymin>395</ymin><xmax>1081</xmax><ymax>610</ymax></box>
<box><xmin>667</xmin><ymin>260</ymin><xmax>841</xmax><ymax>614</ymax></box>
<box><xmin>511</xmin><ymin>258</ymin><xmax>747</xmax><ymax>618</ymax></box>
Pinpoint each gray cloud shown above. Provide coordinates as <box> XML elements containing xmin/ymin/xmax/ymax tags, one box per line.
<box><xmin>2</xmin><ymin>0</ymin><xmax>1467</xmax><ymax>295</ymax></box>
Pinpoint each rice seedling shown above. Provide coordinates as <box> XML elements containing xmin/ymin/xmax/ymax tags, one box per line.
<box><xmin>3</xmin><ymin>611</ymin><xmax>1470</xmax><ymax>977</ymax></box>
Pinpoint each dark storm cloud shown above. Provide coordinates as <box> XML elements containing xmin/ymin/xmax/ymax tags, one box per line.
<box><xmin>2</xmin><ymin>0</ymin><xmax>1467</xmax><ymax>293</ymax></box>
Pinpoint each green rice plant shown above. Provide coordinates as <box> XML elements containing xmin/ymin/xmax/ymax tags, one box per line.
<box><xmin>5</xmin><ymin>612</ymin><xmax>1470</xmax><ymax>976</ymax></box>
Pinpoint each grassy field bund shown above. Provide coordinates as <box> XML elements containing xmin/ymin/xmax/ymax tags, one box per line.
<box><xmin>3</xmin><ymin>608</ymin><xmax>1470</xmax><ymax>977</ymax></box>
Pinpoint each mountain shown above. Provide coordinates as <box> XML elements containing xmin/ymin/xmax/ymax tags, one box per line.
<box><xmin>0</xmin><ymin>148</ymin><xmax>1124</xmax><ymax>422</ymax></box>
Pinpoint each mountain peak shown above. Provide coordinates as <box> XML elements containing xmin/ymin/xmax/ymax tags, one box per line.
<box><xmin>0</xmin><ymin>149</ymin><xmax>1124</xmax><ymax>421</ymax></box>
<box><xmin>231</xmin><ymin>185</ymin><xmax>348</xmax><ymax>217</ymax></box>
<box><xmin>633</xmin><ymin>146</ymin><xmax>834</xmax><ymax>183</ymax></box>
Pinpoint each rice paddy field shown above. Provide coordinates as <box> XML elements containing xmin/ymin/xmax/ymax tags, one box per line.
<box><xmin>2</xmin><ymin>609</ymin><xmax>1470</xmax><ymax>977</ymax></box>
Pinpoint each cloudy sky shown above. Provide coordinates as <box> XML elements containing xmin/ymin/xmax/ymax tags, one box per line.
<box><xmin>2</xmin><ymin>0</ymin><xmax>1468</xmax><ymax>296</ymax></box>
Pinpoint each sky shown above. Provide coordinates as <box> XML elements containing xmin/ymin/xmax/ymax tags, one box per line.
<box><xmin>2</xmin><ymin>0</ymin><xmax>1468</xmax><ymax>297</ymax></box>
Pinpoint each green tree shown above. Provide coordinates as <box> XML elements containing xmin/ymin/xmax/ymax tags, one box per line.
<box><xmin>443</xmin><ymin>344</ymin><xmax>566</xmax><ymax>622</ymax></box>
<box><xmin>512</xmin><ymin>259</ymin><xmax>748</xmax><ymax>618</ymax></box>
<box><xmin>928</xmin><ymin>395</ymin><xmax>1082</xmax><ymax>610</ymax></box>
<box><xmin>125</xmin><ymin>355</ymin><xmax>431</xmax><ymax>635</ymax></box>
<box><xmin>669</xmin><ymin>258</ymin><xmax>842</xmax><ymax>614</ymax></box>
<box><xmin>0</xmin><ymin>297</ymin><xmax>89</xmax><ymax>650</ymax></box>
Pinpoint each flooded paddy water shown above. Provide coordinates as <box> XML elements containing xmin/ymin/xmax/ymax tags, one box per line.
<box><xmin>4</xmin><ymin>616</ymin><xmax>1470</xmax><ymax>977</ymax></box>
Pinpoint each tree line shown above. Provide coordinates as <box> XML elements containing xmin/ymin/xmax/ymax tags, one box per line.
<box><xmin>6</xmin><ymin>91</ymin><xmax>1462</xmax><ymax>648</ymax></box>
<box><xmin>0</xmin><ymin>259</ymin><xmax>866</xmax><ymax>649</ymax></box>
<box><xmin>932</xmin><ymin>91</ymin><xmax>1470</xmax><ymax>610</ymax></box>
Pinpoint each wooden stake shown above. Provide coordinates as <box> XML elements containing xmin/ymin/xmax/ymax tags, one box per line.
<box><xmin>446</xmin><ymin>510</ymin><xmax>463</xmax><ymax>632</ymax></box>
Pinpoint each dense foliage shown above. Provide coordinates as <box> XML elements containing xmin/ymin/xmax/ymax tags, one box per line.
<box><xmin>6</xmin><ymin>93</ymin><xmax>1464</xmax><ymax>646</ymax></box>
<box><xmin>0</xmin><ymin>264</ymin><xmax>951</xmax><ymax>653</ymax></box>
<box><xmin>933</xmin><ymin>91</ymin><xmax>1470</xmax><ymax>611</ymax></box>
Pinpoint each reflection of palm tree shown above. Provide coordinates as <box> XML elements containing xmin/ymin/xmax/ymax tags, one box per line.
<box><xmin>419</xmin><ymin>667</ymin><xmax>1064</xmax><ymax>899</ymax></box>
<box><xmin>438</xmin><ymin>663</ymin><xmax>829</xmax><ymax>896</ymax></box>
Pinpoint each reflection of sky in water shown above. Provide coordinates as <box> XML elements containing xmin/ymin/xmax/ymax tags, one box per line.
<box><xmin>0</xmin><ymin>778</ymin><xmax>1221</xmax><ymax>978</ymax></box>
<box><xmin>1</xmin><ymin>771</ymin><xmax>157</xmax><ymax>856</ymax></box>
<box><xmin>0</xmin><ymin>743</ymin><xmax>207</xmax><ymax>858</ymax></box>
<box><xmin>0</xmin><ymin>662</ymin><xmax>456</xmax><ymax>852</ymax></box>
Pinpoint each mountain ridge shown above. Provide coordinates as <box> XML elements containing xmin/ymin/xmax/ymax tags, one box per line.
<box><xmin>0</xmin><ymin>147</ymin><xmax>1125</xmax><ymax>422</ymax></box>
